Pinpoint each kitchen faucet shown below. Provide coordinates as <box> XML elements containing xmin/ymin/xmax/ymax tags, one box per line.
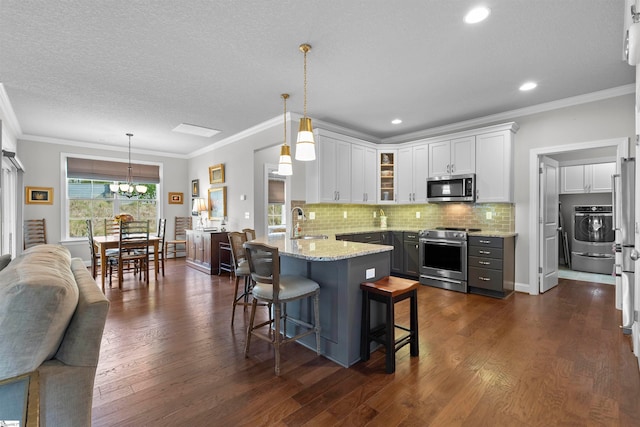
<box><xmin>291</xmin><ymin>207</ymin><xmax>305</xmax><ymax>238</ymax></box>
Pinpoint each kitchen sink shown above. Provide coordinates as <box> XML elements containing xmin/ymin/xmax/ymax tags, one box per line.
<box><xmin>291</xmin><ymin>234</ymin><xmax>329</xmax><ymax>240</ymax></box>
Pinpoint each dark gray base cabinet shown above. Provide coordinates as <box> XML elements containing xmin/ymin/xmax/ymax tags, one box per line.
<box><xmin>468</xmin><ymin>235</ymin><xmax>515</xmax><ymax>298</ymax></box>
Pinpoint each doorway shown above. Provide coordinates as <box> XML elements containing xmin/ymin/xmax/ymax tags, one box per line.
<box><xmin>529</xmin><ymin>137</ymin><xmax>628</xmax><ymax>295</ymax></box>
<box><xmin>263</xmin><ymin>163</ymin><xmax>290</xmax><ymax>237</ymax></box>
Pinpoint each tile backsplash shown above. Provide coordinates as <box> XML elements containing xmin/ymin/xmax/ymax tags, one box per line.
<box><xmin>291</xmin><ymin>201</ymin><xmax>514</xmax><ymax>234</ymax></box>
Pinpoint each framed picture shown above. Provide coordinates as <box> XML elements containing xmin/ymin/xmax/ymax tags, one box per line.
<box><xmin>191</xmin><ymin>179</ymin><xmax>200</xmax><ymax>197</ymax></box>
<box><xmin>168</xmin><ymin>192</ymin><xmax>183</xmax><ymax>204</ymax></box>
<box><xmin>208</xmin><ymin>187</ymin><xmax>227</xmax><ymax>219</ymax></box>
<box><xmin>25</xmin><ymin>186</ymin><xmax>53</xmax><ymax>205</ymax></box>
<box><xmin>209</xmin><ymin>163</ymin><xmax>225</xmax><ymax>184</ymax></box>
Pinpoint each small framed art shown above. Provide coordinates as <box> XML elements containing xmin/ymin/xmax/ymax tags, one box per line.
<box><xmin>168</xmin><ymin>192</ymin><xmax>183</xmax><ymax>204</ymax></box>
<box><xmin>209</xmin><ymin>163</ymin><xmax>225</xmax><ymax>184</ymax></box>
<box><xmin>191</xmin><ymin>179</ymin><xmax>200</xmax><ymax>197</ymax></box>
<box><xmin>25</xmin><ymin>187</ymin><xmax>53</xmax><ymax>205</ymax></box>
<box><xmin>208</xmin><ymin>187</ymin><xmax>227</xmax><ymax>219</ymax></box>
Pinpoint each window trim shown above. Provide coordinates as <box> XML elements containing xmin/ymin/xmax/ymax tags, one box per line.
<box><xmin>61</xmin><ymin>152</ymin><xmax>163</xmax><ymax>241</ymax></box>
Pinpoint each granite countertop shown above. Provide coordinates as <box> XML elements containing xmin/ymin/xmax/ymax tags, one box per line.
<box><xmin>329</xmin><ymin>227</ymin><xmax>516</xmax><ymax>238</ymax></box>
<box><xmin>252</xmin><ymin>234</ymin><xmax>393</xmax><ymax>262</ymax></box>
<box><xmin>468</xmin><ymin>231</ymin><xmax>518</xmax><ymax>238</ymax></box>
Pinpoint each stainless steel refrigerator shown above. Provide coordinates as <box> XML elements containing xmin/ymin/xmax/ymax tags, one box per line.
<box><xmin>614</xmin><ymin>157</ymin><xmax>636</xmax><ymax>335</ymax></box>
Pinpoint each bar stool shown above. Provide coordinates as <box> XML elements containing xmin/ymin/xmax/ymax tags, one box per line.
<box><xmin>360</xmin><ymin>276</ymin><xmax>419</xmax><ymax>373</ymax></box>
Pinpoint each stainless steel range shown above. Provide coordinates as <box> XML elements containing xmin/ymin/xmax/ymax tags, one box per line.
<box><xmin>418</xmin><ymin>227</ymin><xmax>480</xmax><ymax>293</ymax></box>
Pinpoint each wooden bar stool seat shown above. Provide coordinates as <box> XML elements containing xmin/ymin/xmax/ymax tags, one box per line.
<box><xmin>360</xmin><ymin>276</ymin><xmax>419</xmax><ymax>373</ymax></box>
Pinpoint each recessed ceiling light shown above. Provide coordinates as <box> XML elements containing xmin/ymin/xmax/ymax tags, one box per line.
<box><xmin>391</xmin><ymin>119</ymin><xmax>402</xmax><ymax>125</ymax></box>
<box><xmin>519</xmin><ymin>81</ymin><xmax>538</xmax><ymax>91</ymax></box>
<box><xmin>172</xmin><ymin>123</ymin><xmax>221</xmax><ymax>137</ymax></box>
<box><xmin>464</xmin><ymin>6</ymin><xmax>490</xmax><ymax>24</ymax></box>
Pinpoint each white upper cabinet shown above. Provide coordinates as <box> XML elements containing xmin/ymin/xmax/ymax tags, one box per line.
<box><xmin>351</xmin><ymin>143</ymin><xmax>377</xmax><ymax>203</ymax></box>
<box><xmin>306</xmin><ymin>132</ymin><xmax>352</xmax><ymax>203</ymax></box>
<box><xmin>475</xmin><ymin>130</ymin><xmax>514</xmax><ymax>203</ymax></box>
<box><xmin>428</xmin><ymin>136</ymin><xmax>475</xmax><ymax>177</ymax></box>
<box><xmin>378</xmin><ymin>150</ymin><xmax>397</xmax><ymax>203</ymax></box>
<box><xmin>560</xmin><ymin>163</ymin><xmax>616</xmax><ymax>194</ymax></box>
<box><xmin>397</xmin><ymin>144</ymin><xmax>429</xmax><ymax>203</ymax></box>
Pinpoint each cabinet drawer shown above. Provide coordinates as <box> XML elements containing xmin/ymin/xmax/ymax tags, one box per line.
<box><xmin>468</xmin><ymin>256</ymin><xmax>503</xmax><ymax>271</ymax></box>
<box><xmin>468</xmin><ymin>246</ymin><xmax>503</xmax><ymax>259</ymax></box>
<box><xmin>468</xmin><ymin>267</ymin><xmax>504</xmax><ymax>292</ymax></box>
<box><xmin>403</xmin><ymin>232</ymin><xmax>419</xmax><ymax>243</ymax></box>
<box><xmin>469</xmin><ymin>236</ymin><xmax>503</xmax><ymax>248</ymax></box>
<box><xmin>359</xmin><ymin>232</ymin><xmax>382</xmax><ymax>243</ymax></box>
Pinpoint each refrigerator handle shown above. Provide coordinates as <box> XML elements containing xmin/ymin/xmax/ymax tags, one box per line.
<box><xmin>612</xmin><ymin>174</ymin><xmax>620</xmax><ymax>231</ymax></box>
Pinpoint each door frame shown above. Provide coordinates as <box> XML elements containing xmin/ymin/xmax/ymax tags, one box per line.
<box><xmin>528</xmin><ymin>137</ymin><xmax>628</xmax><ymax>295</ymax></box>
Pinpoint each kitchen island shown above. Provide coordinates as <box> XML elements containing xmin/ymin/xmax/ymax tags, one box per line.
<box><xmin>252</xmin><ymin>235</ymin><xmax>393</xmax><ymax>367</ymax></box>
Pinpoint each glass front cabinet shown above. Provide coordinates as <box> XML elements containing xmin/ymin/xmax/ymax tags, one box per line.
<box><xmin>378</xmin><ymin>150</ymin><xmax>396</xmax><ymax>203</ymax></box>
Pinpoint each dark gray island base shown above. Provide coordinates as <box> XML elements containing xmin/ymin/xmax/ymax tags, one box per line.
<box><xmin>253</xmin><ymin>236</ymin><xmax>392</xmax><ymax>368</ymax></box>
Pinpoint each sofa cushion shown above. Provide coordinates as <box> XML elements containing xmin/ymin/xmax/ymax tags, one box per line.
<box><xmin>0</xmin><ymin>244</ymin><xmax>79</xmax><ymax>381</ymax></box>
<box><xmin>0</xmin><ymin>254</ymin><xmax>11</xmax><ymax>271</ymax></box>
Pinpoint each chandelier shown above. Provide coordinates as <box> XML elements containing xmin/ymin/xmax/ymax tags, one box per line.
<box><xmin>109</xmin><ymin>133</ymin><xmax>148</xmax><ymax>197</ymax></box>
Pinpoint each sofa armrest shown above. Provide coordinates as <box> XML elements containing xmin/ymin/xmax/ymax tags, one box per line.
<box><xmin>55</xmin><ymin>259</ymin><xmax>109</xmax><ymax>367</ymax></box>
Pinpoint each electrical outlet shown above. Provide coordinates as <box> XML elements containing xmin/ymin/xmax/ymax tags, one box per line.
<box><xmin>486</xmin><ymin>211</ymin><xmax>492</xmax><ymax>220</ymax></box>
<box><xmin>245</xmin><ymin>212</ymin><xmax>250</xmax><ymax>219</ymax></box>
<box><xmin>343</xmin><ymin>211</ymin><xmax>348</xmax><ymax>219</ymax></box>
<box><xmin>309</xmin><ymin>212</ymin><xmax>315</xmax><ymax>220</ymax></box>
<box><xmin>416</xmin><ymin>212</ymin><xmax>421</xmax><ymax>219</ymax></box>
<box><xmin>366</xmin><ymin>268</ymin><xmax>375</xmax><ymax>279</ymax></box>
<box><xmin>373</xmin><ymin>211</ymin><xmax>377</xmax><ymax>218</ymax></box>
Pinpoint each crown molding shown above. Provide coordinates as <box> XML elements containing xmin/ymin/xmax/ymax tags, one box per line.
<box><xmin>20</xmin><ymin>134</ymin><xmax>188</xmax><ymax>159</ymax></box>
<box><xmin>382</xmin><ymin>84</ymin><xmax>635</xmax><ymax>144</ymax></box>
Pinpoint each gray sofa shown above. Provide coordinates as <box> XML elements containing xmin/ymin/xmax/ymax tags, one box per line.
<box><xmin>0</xmin><ymin>244</ymin><xmax>109</xmax><ymax>426</ymax></box>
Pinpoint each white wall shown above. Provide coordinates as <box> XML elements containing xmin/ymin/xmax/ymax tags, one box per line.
<box><xmin>18</xmin><ymin>138</ymin><xmax>189</xmax><ymax>260</ymax></box>
<box><xmin>187</xmin><ymin>118</ymin><xmax>306</xmax><ymax>236</ymax></box>
<box><xmin>511</xmin><ymin>94</ymin><xmax>635</xmax><ymax>289</ymax></box>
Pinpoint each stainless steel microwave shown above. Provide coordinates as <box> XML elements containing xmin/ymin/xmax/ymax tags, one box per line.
<box><xmin>426</xmin><ymin>174</ymin><xmax>475</xmax><ymax>202</ymax></box>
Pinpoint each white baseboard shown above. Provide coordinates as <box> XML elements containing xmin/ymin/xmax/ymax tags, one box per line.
<box><xmin>514</xmin><ymin>281</ymin><xmax>531</xmax><ymax>294</ymax></box>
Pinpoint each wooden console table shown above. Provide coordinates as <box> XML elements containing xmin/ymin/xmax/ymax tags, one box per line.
<box><xmin>185</xmin><ymin>230</ymin><xmax>231</xmax><ymax>275</ymax></box>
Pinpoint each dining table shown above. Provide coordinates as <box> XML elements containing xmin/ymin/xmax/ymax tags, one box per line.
<box><xmin>93</xmin><ymin>235</ymin><xmax>161</xmax><ymax>290</ymax></box>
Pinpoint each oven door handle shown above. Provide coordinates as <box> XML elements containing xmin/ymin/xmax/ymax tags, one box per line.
<box><xmin>420</xmin><ymin>239</ymin><xmax>466</xmax><ymax>247</ymax></box>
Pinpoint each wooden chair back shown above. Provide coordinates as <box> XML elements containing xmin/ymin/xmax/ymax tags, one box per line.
<box><xmin>104</xmin><ymin>219</ymin><xmax>120</xmax><ymax>236</ymax></box>
<box><xmin>243</xmin><ymin>242</ymin><xmax>279</xmax><ymax>301</ymax></box>
<box><xmin>23</xmin><ymin>218</ymin><xmax>46</xmax><ymax>249</ymax></box>
<box><xmin>227</xmin><ymin>231</ymin><xmax>247</xmax><ymax>270</ymax></box>
<box><xmin>242</xmin><ymin>228</ymin><xmax>256</xmax><ymax>241</ymax></box>
<box><xmin>174</xmin><ymin>216</ymin><xmax>192</xmax><ymax>239</ymax></box>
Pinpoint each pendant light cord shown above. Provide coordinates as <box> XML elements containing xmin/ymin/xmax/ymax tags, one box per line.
<box><xmin>283</xmin><ymin>94</ymin><xmax>287</xmax><ymax>144</ymax></box>
<box><xmin>303</xmin><ymin>48</ymin><xmax>307</xmax><ymax>118</ymax></box>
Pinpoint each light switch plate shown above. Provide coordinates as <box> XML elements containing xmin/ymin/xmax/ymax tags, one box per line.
<box><xmin>366</xmin><ymin>268</ymin><xmax>375</xmax><ymax>279</ymax></box>
<box><xmin>416</xmin><ymin>212</ymin><xmax>420</xmax><ymax>219</ymax></box>
<box><xmin>343</xmin><ymin>211</ymin><xmax>348</xmax><ymax>219</ymax></box>
<box><xmin>244</xmin><ymin>212</ymin><xmax>250</xmax><ymax>219</ymax></box>
<box><xmin>486</xmin><ymin>212</ymin><xmax>492</xmax><ymax>220</ymax></box>
<box><xmin>309</xmin><ymin>212</ymin><xmax>315</xmax><ymax>220</ymax></box>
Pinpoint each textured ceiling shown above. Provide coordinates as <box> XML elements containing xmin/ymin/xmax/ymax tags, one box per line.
<box><xmin>0</xmin><ymin>0</ymin><xmax>635</xmax><ymax>156</ymax></box>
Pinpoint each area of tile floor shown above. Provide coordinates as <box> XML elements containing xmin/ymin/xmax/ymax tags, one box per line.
<box><xmin>558</xmin><ymin>265</ymin><xmax>616</xmax><ymax>285</ymax></box>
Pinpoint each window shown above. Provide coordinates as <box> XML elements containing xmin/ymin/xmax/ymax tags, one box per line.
<box><xmin>65</xmin><ymin>156</ymin><xmax>160</xmax><ymax>239</ymax></box>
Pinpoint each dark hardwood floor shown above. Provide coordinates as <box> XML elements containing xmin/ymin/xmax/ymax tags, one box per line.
<box><xmin>92</xmin><ymin>260</ymin><xmax>640</xmax><ymax>426</ymax></box>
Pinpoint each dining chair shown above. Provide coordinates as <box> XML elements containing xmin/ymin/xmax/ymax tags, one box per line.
<box><xmin>156</xmin><ymin>218</ymin><xmax>167</xmax><ymax>276</ymax></box>
<box><xmin>108</xmin><ymin>220</ymin><xmax>150</xmax><ymax>288</ymax></box>
<box><xmin>242</xmin><ymin>228</ymin><xmax>256</xmax><ymax>241</ymax></box>
<box><xmin>243</xmin><ymin>241</ymin><xmax>321</xmax><ymax>376</ymax></box>
<box><xmin>86</xmin><ymin>219</ymin><xmax>101</xmax><ymax>279</ymax></box>
<box><xmin>165</xmin><ymin>216</ymin><xmax>192</xmax><ymax>258</ymax></box>
<box><xmin>228</xmin><ymin>231</ymin><xmax>252</xmax><ymax>326</ymax></box>
<box><xmin>104</xmin><ymin>219</ymin><xmax>120</xmax><ymax>236</ymax></box>
<box><xmin>23</xmin><ymin>218</ymin><xmax>46</xmax><ymax>249</ymax></box>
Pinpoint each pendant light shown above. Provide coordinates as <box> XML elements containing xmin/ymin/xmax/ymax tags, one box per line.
<box><xmin>278</xmin><ymin>93</ymin><xmax>293</xmax><ymax>176</ymax></box>
<box><xmin>110</xmin><ymin>133</ymin><xmax>147</xmax><ymax>198</ymax></box>
<box><xmin>295</xmin><ymin>43</ymin><xmax>316</xmax><ymax>161</ymax></box>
